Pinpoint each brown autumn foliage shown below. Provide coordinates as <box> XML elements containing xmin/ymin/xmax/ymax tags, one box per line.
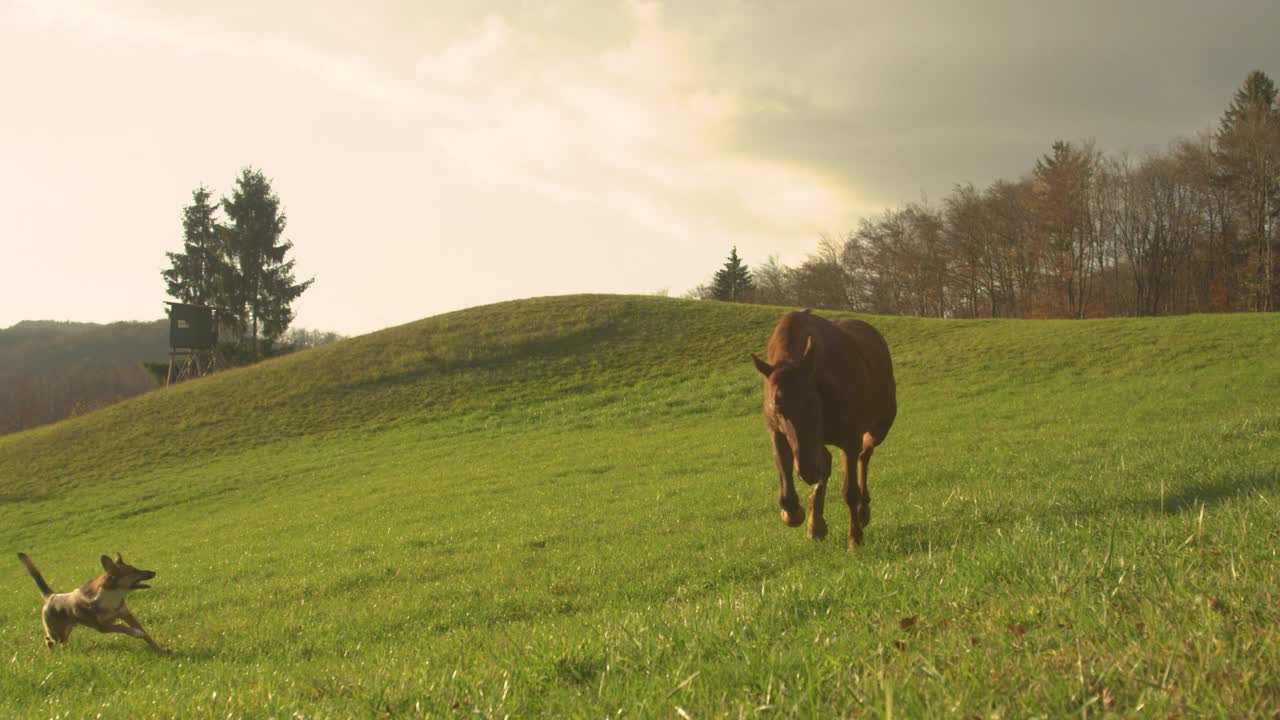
<box><xmin>710</xmin><ymin>70</ymin><xmax>1280</xmax><ymax>318</ymax></box>
<box><xmin>0</xmin><ymin>321</ymin><xmax>347</xmax><ymax>437</ymax></box>
<box><xmin>0</xmin><ymin>320</ymin><xmax>168</xmax><ymax>436</ymax></box>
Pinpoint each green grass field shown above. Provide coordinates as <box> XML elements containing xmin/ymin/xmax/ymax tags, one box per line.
<box><xmin>1</xmin><ymin>295</ymin><xmax>1277</xmax><ymax>718</ymax></box>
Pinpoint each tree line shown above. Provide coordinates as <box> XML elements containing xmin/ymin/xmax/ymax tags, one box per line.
<box><xmin>0</xmin><ymin>320</ymin><xmax>167</xmax><ymax>435</ymax></box>
<box><xmin>693</xmin><ymin>70</ymin><xmax>1280</xmax><ymax>318</ymax></box>
<box><xmin>0</xmin><ymin>319</ymin><xmax>346</xmax><ymax>437</ymax></box>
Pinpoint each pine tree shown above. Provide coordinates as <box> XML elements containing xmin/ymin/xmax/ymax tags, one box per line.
<box><xmin>162</xmin><ymin>169</ymin><xmax>313</xmax><ymax>360</ymax></box>
<box><xmin>162</xmin><ymin>186</ymin><xmax>226</xmax><ymax>306</ymax></box>
<box><xmin>220</xmin><ymin>168</ymin><xmax>314</xmax><ymax>358</ymax></box>
<box><xmin>710</xmin><ymin>247</ymin><xmax>755</xmax><ymax>302</ymax></box>
<box><xmin>1214</xmin><ymin>70</ymin><xmax>1280</xmax><ymax>311</ymax></box>
<box><xmin>1218</xmin><ymin>70</ymin><xmax>1277</xmax><ymax>134</ymax></box>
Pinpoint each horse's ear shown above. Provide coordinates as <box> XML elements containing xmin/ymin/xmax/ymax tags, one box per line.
<box><xmin>101</xmin><ymin>555</ymin><xmax>116</xmax><ymax>572</ymax></box>
<box><xmin>801</xmin><ymin>336</ymin><xmax>815</xmax><ymax>372</ymax></box>
<box><xmin>751</xmin><ymin>354</ymin><xmax>773</xmax><ymax>377</ymax></box>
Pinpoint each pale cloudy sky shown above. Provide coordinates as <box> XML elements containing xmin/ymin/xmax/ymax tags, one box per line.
<box><xmin>2</xmin><ymin>0</ymin><xmax>1276</xmax><ymax>335</ymax></box>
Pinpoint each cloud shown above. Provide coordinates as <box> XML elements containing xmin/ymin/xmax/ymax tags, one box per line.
<box><xmin>663</xmin><ymin>1</ymin><xmax>1280</xmax><ymax>207</ymax></box>
<box><xmin>12</xmin><ymin>0</ymin><xmax>866</xmax><ymax>247</ymax></box>
<box><xmin>13</xmin><ymin>0</ymin><xmax>1265</xmax><ymax>332</ymax></box>
<box><xmin>414</xmin><ymin>13</ymin><xmax>511</xmax><ymax>86</ymax></box>
<box><xmin>13</xmin><ymin>0</ymin><xmax>430</xmax><ymax>112</ymax></box>
<box><xmin>413</xmin><ymin>1</ymin><xmax>852</xmax><ymax>247</ymax></box>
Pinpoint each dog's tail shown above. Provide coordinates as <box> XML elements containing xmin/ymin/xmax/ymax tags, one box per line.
<box><xmin>17</xmin><ymin>553</ymin><xmax>55</xmax><ymax>598</ymax></box>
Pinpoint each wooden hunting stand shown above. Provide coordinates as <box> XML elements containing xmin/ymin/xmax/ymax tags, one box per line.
<box><xmin>164</xmin><ymin>302</ymin><xmax>221</xmax><ymax>386</ymax></box>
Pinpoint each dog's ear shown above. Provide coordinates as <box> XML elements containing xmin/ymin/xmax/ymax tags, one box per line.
<box><xmin>101</xmin><ymin>555</ymin><xmax>116</xmax><ymax>572</ymax></box>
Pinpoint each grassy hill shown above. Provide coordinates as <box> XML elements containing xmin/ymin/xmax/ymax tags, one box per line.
<box><xmin>1</xmin><ymin>295</ymin><xmax>1277</xmax><ymax>717</ymax></box>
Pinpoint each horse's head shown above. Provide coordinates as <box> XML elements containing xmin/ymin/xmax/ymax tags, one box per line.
<box><xmin>752</xmin><ymin>337</ymin><xmax>824</xmax><ymax>484</ymax></box>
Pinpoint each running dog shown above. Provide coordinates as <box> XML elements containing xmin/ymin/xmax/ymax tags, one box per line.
<box><xmin>17</xmin><ymin>552</ymin><xmax>169</xmax><ymax>653</ymax></box>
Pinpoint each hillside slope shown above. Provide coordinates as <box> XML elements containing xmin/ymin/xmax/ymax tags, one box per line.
<box><xmin>1</xmin><ymin>295</ymin><xmax>1277</xmax><ymax>717</ymax></box>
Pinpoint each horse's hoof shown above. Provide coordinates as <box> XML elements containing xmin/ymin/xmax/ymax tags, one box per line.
<box><xmin>860</xmin><ymin>505</ymin><xmax>871</xmax><ymax>527</ymax></box>
<box><xmin>780</xmin><ymin>508</ymin><xmax>805</xmax><ymax>527</ymax></box>
<box><xmin>807</xmin><ymin>522</ymin><xmax>828</xmax><ymax>541</ymax></box>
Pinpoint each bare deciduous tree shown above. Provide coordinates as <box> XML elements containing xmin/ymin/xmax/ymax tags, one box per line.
<box><xmin>683</xmin><ymin>71</ymin><xmax>1279</xmax><ymax>321</ymax></box>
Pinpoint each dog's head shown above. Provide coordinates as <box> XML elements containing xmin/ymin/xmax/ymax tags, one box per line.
<box><xmin>100</xmin><ymin>553</ymin><xmax>156</xmax><ymax>591</ymax></box>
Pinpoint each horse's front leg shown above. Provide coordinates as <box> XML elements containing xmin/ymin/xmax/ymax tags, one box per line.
<box><xmin>772</xmin><ymin>432</ymin><xmax>803</xmax><ymax>527</ymax></box>
<box><xmin>807</xmin><ymin>446</ymin><xmax>832</xmax><ymax>540</ymax></box>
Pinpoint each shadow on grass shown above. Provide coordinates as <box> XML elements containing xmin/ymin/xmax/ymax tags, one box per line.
<box><xmin>874</xmin><ymin>468</ymin><xmax>1280</xmax><ymax>559</ymax></box>
<box><xmin>0</xmin><ymin>492</ymin><xmax>49</xmax><ymax>506</ymax></box>
<box><xmin>336</xmin><ymin>320</ymin><xmax>625</xmax><ymax>397</ymax></box>
<box><xmin>1127</xmin><ymin>468</ymin><xmax>1280</xmax><ymax>516</ymax></box>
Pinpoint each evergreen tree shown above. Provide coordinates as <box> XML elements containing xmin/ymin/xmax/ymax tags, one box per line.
<box><xmin>1218</xmin><ymin>70</ymin><xmax>1277</xmax><ymax>133</ymax></box>
<box><xmin>162</xmin><ymin>186</ymin><xmax>226</xmax><ymax>306</ymax></box>
<box><xmin>710</xmin><ymin>246</ymin><xmax>755</xmax><ymax>301</ymax></box>
<box><xmin>220</xmin><ymin>167</ymin><xmax>314</xmax><ymax>358</ymax></box>
<box><xmin>1215</xmin><ymin>70</ymin><xmax>1280</xmax><ymax>311</ymax></box>
<box><xmin>162</xmin><ymin>169</ymin><xmax>313</xmax><ymax>360</ymax></box>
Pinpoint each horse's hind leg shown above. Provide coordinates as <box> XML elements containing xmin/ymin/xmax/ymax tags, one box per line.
<box><xmin>841</xmin><ymin>448</ymin><xmax>862</xmax><ymax>549</ymax></box>
<box><xmin>857</xmin><ymin>432</ymin><xmax>876</xmax><ymax>528</ymax></box>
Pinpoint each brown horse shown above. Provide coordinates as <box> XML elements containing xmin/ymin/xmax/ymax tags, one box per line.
<box><xmin>751</xmin><ymin>310</ymin><xmax>896</xmax><ymax>550</ymax></box>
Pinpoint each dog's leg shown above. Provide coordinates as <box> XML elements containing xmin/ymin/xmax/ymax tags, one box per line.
<box><xmin>42</xmin><ymin>607</ymin><xmax>71</xmax><ymax>648</ymax></box>
<box><xmin>118</xmin><ymin>609</ymin><xmax>169</xmax><ymax>654</ymax></box>
<box><xmin>98</xmin><ymin>622</ymin><xmax>151</xmax><ymax>642</ymax></box>
<box><xmin>41</xmin><ymin>617</ymin><xmax>55</xmax><ymax>649</ymax></box>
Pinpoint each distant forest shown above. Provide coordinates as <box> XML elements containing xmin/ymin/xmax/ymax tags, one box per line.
<box><xmin>694</xmin><ymin>70</ymin><xmax>1280</xmax><ymax>319</ymax></box>
<box><xmin>0</xmin><ymin>320</ymin><xmax>168</xmax><ymax>436</ymax></box>
<box><xmin>0</xmin><ymin>321</ymin><xmax>344</xmax><ymax>437</ymax></box>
